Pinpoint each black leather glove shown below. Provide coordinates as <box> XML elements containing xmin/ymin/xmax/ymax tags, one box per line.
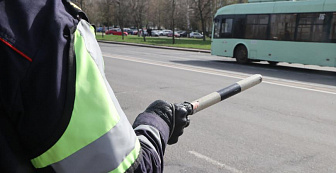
<box><xmin>144</xmin><ymin>100</ymin><xmax>193</xmax><ymax>145</ymax></box>
<box><xmin>168</xmin><ymin>102</ymin><xmax>193</xmax><ymax>145</ymax></box>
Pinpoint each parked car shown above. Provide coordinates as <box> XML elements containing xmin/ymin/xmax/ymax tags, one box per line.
<box><xmin>96</xmin><ymin>27</ymin><xmax>105</xmax><ymax>32</ymax></box>
<box><xmin>161</xmin><ymin>30</ymin><xmax>172</xmax><ymax>36</ymax></box>
<box><xmin>189</xmin><ymin>32</ymin><xmax>203</xmax><ymax>38</ymax></box>
<box><xmin>177</xmin><ymin>30</ymin><xmax>188</xmax><ymax>37</ymax></box>
<box><xmin>151</xmin><ymin>30</ymin><xmax>160</xmax><ymax>37</ymax></box>
<box><xmin>156</xmin><ymin>30</ymin><xmax>163</xmax><ymax>36</ymax></box>
<box><xmin>123</xmin><ymin>28</ymin><xmax>133</xmax><ymax>35</ymax></box>
<box><xmin>131</xmin><ymin>29</ymin><xmax>138</xmax><ymax>35</ymax></box>
<box><xmin>167</xmin><ymin>31</ymin><xmax>180</xmax><ymax>37</ymax></box>
<box><xmin>139</xmin><ymin>29</ymin><xmax>148</xmax><ymax>36</ymax></box>
<box><xmin>105</xmin><ymin>28</ymin><xmax>128</xmax><ymax>36</ymax></box>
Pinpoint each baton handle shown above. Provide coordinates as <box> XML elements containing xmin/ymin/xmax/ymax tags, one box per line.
<box><xmin>189</xmin><ymin>74</ymin><xmax>262</xmax><ymax>115</ymax></box>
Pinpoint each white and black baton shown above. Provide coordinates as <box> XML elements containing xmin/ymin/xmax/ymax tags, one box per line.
<box><xmin>188</xmin><ymin>74</ymin><xmax>262</xmax><ymax>115</ymax></box>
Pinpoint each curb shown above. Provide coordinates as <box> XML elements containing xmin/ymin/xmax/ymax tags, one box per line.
<box><xmin>97</xmin><ymin>40</ymin><xmax>211</xmax><ymax>54</ymax></box>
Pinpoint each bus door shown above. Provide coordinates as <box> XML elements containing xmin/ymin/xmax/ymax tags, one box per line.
<box><xmin>215</xmin><ymin>15</ymin><xmax>235</xmax><ymax>56</ymax></box>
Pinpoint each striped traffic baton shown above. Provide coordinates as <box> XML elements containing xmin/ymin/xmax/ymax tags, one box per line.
<box><xmin>189</xmin><ymin>74</ymin><xmax>262</xmax><ymax>115</ymax></box>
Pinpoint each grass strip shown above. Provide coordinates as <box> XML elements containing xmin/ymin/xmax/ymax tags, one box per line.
<box><xmin>95</xmin><ymin>34</ymin><xmax>211</xmax><ymax>50</ymax></box>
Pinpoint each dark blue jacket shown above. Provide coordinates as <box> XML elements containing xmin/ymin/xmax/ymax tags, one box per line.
<box><xmin>0</xmin><ymin>0</ymin><xmax>169</xmax><ymax>172</ymax></box>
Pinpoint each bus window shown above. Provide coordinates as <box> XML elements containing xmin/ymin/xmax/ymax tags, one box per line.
<box><xmin>220</xmin><ymin>18</ymin><xmax>233</xmax><ymax>38</ymax></box>
<box><xmin>270</xmin><ymin>14</ymin><xmax>296</xmax><ymax>41</ymax></box>
<box><xmin>312</xmin><ymin>25</ymin><xmax>324</xmax><ymax>42</ymax></box>
<box><xmin>233</xmin><ymin>15</ymin><xmax>246</xmax><ymax>38</ymax></box>
<box><xmin>297</xmin><ymin>13</ymin><xmax>326</xmax><ymax>42</ymax></box>
<box><xmin>213</xmin><ymin>18</ymin><xmax>221</xmax><ymax>38</ymax></box>
<box><xmin>330</xmin><ymin>13</ymin><xmax>336</xmax><ymax>42</ymax></box>
<box><xmin>246</xmin><ymin>14</ymin><xmax>269</xmax><ymax>39</ymax></box>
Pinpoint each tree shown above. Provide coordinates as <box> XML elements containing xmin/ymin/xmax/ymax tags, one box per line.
<box><xmin>153</xmin><ymin>0</ymin><xmax>163</xmax><ymax>29</ymax></box>
<box><xmin>172</xmin><ymin>0</ymin><xmax>176</xmax><ymax>44</ymax></box>
<box><xmin>192</xmin><ymin>0</ymin><xmax>213</xmax><ymax>41</ymax></box>
<box><xmin>130</xmin><ymin>0</ymin><xmax>148</xmax><ymax>41</ymax></box>
<box><xmin>115</xmin><ymin>0</ymin><xmax>129</xmax><ymax>40</ymax></box>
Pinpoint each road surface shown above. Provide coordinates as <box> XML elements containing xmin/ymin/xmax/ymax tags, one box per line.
<box><xmin>99</xmin><ymin>42</ymin><xmax>336</xmax><ymax>173</ymax></box>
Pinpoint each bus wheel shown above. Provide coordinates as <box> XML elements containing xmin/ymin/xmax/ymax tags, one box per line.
<box><xmin>235</xmin><ymin>46</ymin><xmax>249</xmax><ymax>64</ymax></box>
<box><xmin>267</xmin><ymin>61</ymin><xmax>278</xmax><ymax>66</ymax></box>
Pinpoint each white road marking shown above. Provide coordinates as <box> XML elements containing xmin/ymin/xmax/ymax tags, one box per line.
<box><xmin>264</xmin><ymin>81</ymin><xmax>336</xmax><ymax>95</ymax></box>
<box><xmin>103</xmin><ymin>53</ymin><xmax>336</xmax><ymax>95</ymax></box>
<box><xmin>188</xmin><ymin>151</ymin><xmax>243</xmax><ymax>173</ymax></box>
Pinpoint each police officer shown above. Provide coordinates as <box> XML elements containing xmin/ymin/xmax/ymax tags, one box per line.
<box><xmin>0</xmin><ymin>0</ymin><xmax>192</xmax><ymax>172</ymax></box>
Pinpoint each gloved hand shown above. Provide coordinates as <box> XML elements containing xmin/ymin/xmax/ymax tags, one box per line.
<box><xmin>144</xmin><ymin>100</ymin><xmax>193</xmax><ymax>145</ymax></box>
<box><xmin>168</xmin><ymin>102</ymin><xmax>193</xmax><ymax>145</ymax></box>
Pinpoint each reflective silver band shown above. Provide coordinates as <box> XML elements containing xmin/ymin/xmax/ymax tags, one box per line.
<box><xmin>52</xmin><ymin>115</ymin><xmax>138</xmax><ymax>172</ymax></box>
<box><xmin>134</xmin><ymin>125</ymin><xmax>162</xmax><ymax>163</ymax></box>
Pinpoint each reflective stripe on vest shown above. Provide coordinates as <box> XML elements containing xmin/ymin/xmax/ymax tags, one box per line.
<box><xmin>31</xmin><ymin>20</ymin><xmax>140</xmax><ymax>172</ymax></box>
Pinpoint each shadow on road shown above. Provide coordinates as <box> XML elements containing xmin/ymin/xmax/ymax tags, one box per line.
<box><xmin>171</xmin><ymin>59</ymin><xmax>336</xmax><ymax>87</ymax></box>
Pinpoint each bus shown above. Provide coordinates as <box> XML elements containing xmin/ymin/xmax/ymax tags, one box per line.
<box><xmin>211</xmin><ymin>0</ymin><xmax>336</xmax><ymax>67</ymax></box>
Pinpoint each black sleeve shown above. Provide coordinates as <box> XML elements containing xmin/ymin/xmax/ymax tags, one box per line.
<box><xmin>132</xmin><ymin>112</ymin><xmax>171</xmax><ymax>173</ymax></box>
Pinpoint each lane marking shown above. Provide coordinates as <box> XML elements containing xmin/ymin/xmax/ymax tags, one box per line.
<box><xmin>188</xmin><ymin>151</ymin><xmax>242</xmax><ymax>173</ymax></box>
<box><xmin>265</xmin><ymin>81</ymin><xmax>336</xmax><ymax>95</ymax></box>
<box><xmin>103</xmin><ymin>53</ymin><xmax>336</xmax><ymax>95</ymax></box>
<box><xmin>103</xmin><ymin>53</ymin><xmax>259</xmax><ymax>79</ymax></box>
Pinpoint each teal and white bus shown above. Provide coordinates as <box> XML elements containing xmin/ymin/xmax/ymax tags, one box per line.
<box><xmin>211</xmin><ymin>0</ymin><xmax>336</xmax><ymax>67</ymax></box>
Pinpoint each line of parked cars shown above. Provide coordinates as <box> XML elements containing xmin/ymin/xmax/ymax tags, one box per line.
<box><xmin>96</xmin><ymin>27</ymin><xmax>137</xmax><ymax>36</ymax></box>
<box><xmin>97</xmin><ymin>26</ymin><xmax>204</xmax><ymax>38</ymax></box>
<box><xmin>158</xmin><ymin>30</ymin><xmax>203</xmax><ymax>38</ymax></box>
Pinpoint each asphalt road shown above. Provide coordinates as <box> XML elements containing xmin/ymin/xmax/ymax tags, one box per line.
<box><xmin>98</xmin><ymin>42</ymin><xmax>336</xmax><ymax>173</ymax></box>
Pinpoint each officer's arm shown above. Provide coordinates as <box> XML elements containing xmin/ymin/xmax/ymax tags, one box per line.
<box><xmin>132</xmin><ymin>100</ymin><xmax>192</xmax><ymax>172</ymax></box>
<box><xmin>133</xmin><ymin>111</ymin><xmax>169</xmax><ymax>172</ymax></box>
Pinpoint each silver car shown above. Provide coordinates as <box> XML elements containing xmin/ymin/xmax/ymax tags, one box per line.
<box><xmin>189</xmin><ymin>32</ymin><xmax>203</xmax><ymax>38</ymax></box>
<box><xmin>161</xmin><ymin>30</ymin><xmax>172</xmax><ymax>36</ymax></box>
<box><xmin>151</xmin><ymin>30</ymin><xmax>160</xmax><ymax>37</ymax></box>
